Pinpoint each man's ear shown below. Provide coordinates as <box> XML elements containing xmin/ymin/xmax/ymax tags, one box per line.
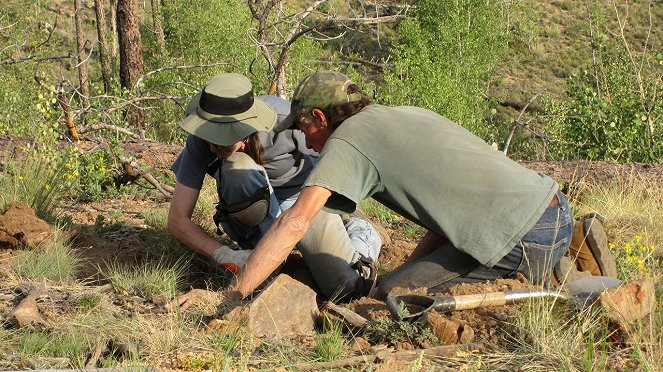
<box><xmin>311</xmin><ymin>108</ymin><xmax>328</xmax><ymax>127</ymax></box>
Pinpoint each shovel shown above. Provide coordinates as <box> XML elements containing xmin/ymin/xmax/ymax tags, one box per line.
<box><xmin>386</xmin><ymin>276</ymin><xmax>622</xmax><ymax>320</ymax></box>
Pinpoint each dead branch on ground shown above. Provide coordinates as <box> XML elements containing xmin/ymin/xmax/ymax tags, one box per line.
<box><xmin>119</xmin><ymin>155</ymin><xmax>174</xmax><ymax>198</ymax></box>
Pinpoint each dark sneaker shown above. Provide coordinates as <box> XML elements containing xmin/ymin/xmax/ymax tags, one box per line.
<box><xmin>569</xmin><ymin>214</ymin><xmax>618</xmax><ymax>278</ymax></box>
<box><xmin>353</xmin><ymin>257</ymin><xmax>378</xmax><ymax>298</ymax></box>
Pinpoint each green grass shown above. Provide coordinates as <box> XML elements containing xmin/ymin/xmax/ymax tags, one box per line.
<box><xmin>13</xmin><ymin>329</ymin><xmax>91</xmax><ymax>369</ymax></box>
<box><xmin>101</xmin><ymin>258</ymin><xmax>188</xmax><ymax>303</ymax></box>
<box><xmin>0</xmin><ymin>157</ymin><xmax>71</xmax><ymax>223</ymax></box>
<box><xmin>74</xmin><ymin>293</ymin><xmax>102</xmax><ymax>311</ymax></box>
<box><xmin>12</xmin><ymin>239</ymin><xmax>81</xmax><ymax>283</ymax></box>
<box><xmin>314</xmin><ymin>318</ymin><xmax>347</xmax><ymax>362</ymax></box>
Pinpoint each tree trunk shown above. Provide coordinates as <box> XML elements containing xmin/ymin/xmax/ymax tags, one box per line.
<box><xmin>109</xmin><ymin>0</ymin><xmax>119</xmax><ymax>58</ymax></box>
<box><xmin>117</xmin><ymin>0</ymin><xmax>145</xmax><ymax>133</ymax></box>
<box><xmin>74</xmin><ymin>0</ymin><xmax>90</xmax><ymax>109</ymax></box>
<box><xmin>94</xmin><ymin>0</ymin><xmax>113</xmax><ymax>92</ymax></box>
<box><xmin>151</xmin><ymin>0</ymin><xmax>166</xmax><ymax>54</ymax></box>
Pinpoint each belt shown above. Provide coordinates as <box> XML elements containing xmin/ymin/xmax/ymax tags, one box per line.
<box><xmin>548</xmin><ymin>193</ymin><xmax>560</xmax><ymax>208</ymax></box>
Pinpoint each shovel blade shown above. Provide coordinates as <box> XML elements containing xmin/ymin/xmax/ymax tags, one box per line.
<box><xmin>563</xmin><ymin>276</ymin><xmax>622</xmax><ymax>309</ymax></box>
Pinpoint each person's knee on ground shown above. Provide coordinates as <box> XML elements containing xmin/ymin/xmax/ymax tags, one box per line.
<box><xmin>297</xmin><ymin>210</ymin><xmax>381</xmax><ymax>299</ymax></box>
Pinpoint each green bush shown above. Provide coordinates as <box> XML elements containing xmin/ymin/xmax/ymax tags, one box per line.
<box><xmin>547</xmin><ymin>59</ymin><xmax>662</xmax><ymax>162</ymax></box>
<box><xmin>545</xmin><ymin>4</ymin><xmax>662</xmax><ymax>163</ymax></box>
<box><xmin>381</xmin><ymin>0</ymin><xmax>511</xmax><ymax>140</ymax></box>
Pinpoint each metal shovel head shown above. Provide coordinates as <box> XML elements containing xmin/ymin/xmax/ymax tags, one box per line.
<box><xmin>562</xmin><ymin>275</ymin><xmax>623</xmax><ymax>309</ymax></box>
<box><xmin>387</xmin><ymin>276</ymin><xmax>622</xmax><ymax>320</ymax></box>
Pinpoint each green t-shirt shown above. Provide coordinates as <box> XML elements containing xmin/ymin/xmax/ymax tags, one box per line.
<box><xmin>304</xmin><ymin>105</ymin><xmax>558</xmax><ymax>267</ymax></box>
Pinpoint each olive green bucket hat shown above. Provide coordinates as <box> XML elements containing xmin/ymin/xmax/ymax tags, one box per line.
<box><xmin>274</xmin><ymin>71</ymin><xmax>362</xmax><ymax>132</ymax></box>
<box><xmin>179</xmin><ymin>73</ymin><xmax>276</xmax><ymax>146</ymax></box>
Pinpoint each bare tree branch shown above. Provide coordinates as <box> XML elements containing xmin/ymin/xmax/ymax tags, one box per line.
<box><xmin>502</xmin><ymin>89</ymin><xmax>547</xmax><ymax>156</ymax></box>
<box><xmin>248</xmin><ymin>1</ymin><xmax>406</xmax><ymax>97</ymax></box>
<box><xmin>134</xmin><ymin>62</ymin><xmax>230</xmax><ymax>96</ymax></box>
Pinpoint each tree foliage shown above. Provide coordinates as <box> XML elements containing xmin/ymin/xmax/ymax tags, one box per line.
<box><xmin>381</xmin><ymin>0</ymin><xmax>511</xmax><ymax>140</ymax></box>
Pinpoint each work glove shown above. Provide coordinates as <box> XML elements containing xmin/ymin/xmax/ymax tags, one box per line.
<box><xmin>212</xmin><ymin>245</ymin><xmax>252</xmax><ymax>273</ymax></box>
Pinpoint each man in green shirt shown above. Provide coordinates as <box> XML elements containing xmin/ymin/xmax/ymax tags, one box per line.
<box><xmin>227</xmin><ymin>71</ymin><xmax>574</xmax><ymax>300</ymax></box>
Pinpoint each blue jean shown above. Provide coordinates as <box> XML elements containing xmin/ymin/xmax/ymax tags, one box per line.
<box><xmin>376</xmin><ymin>191</ymin><xmax>573</xmax><ymax>299</ymax></box>
<box><xmin>216</xmin><ymin>153</ymin><xmax>382</xmax><ymax>298</ymax></box>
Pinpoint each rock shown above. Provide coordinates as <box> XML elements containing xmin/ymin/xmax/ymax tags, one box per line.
<box><xmin>9</xmin><ymin>294</ymin><xmax>46</xmax><ymax>328</ymax></box>
<box><xmin>0</xmin><ymin>201</ymin><xmax>53</xmax><ymax>248</ymax></box>
<box><xmin>350</xmin><ymin>336</ymin><xmax>371</xmax><ymax>353</ymax></box>
<box><xmin>599</xmin><ymin>277</ymin><xmax>656</xmax><ymax>330</ymax></box>
<box><xmin>423</xmin><ymin>310</ymin><xmax>460</xmax><ymax>345</ymax></box>
<box><xmin>458</xmin><ymin>323</ymin><xmax>475</xmax><ymax>344</ymax></box>
<box><xmin>246</xmin><ymin>274</ymin><xmax>319</xmax><ymax>338</ymax></box>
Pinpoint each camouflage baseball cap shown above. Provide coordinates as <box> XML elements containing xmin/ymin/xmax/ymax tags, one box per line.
<box><xmin>274</xmin><ymin>71</ymin><xmax>362</xmax><ymax>132</ymax></box>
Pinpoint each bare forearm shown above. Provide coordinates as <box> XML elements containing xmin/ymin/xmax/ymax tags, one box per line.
<box><xmin>168</xmin><ymin>215</ymin><xmax>219</xmax><ymax>258</ymax></box>
<box><xmin>230</xmin><ymin>185</ymin><xmax>331</xmax><ymax>298</ymax></box>
<box><xmin>232</xmin><ymin>210</ymin><xmax>309</xmax><ymax>297</ymax></box>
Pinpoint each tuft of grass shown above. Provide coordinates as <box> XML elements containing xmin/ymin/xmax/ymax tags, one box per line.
<box><xmin>0</xmin><ymin>156</ymin><xmax>71</xmax><ymax>223</ymax></box>
<box><xmin>501</xmin><ymin>298</ymin><xmax>609</xmax><ymax>370</ymax></box>
<box><xmin>75</xmin><ymin>293</ymin><xmax>102</xmax><ymax>311</ymax></box>
<box><xmin>142</xmin><ymin>207</ymin><xmax>170</xmax><ymax>229</ymax></box>
<box><xmin>101</xmin><ymin>258</ymin><xmax>187</xmax><ymax>302</ymax></box>
<box><xmin>314</xmin><ymin>318</ymin><xmax>347</xmax><ymax>362</ymax></box>
<box><xmin>12</xmin><ymin>239</ymin><xmax>81</xmax><ymax>283</ymax></box>
<box><xmin>576</xmin><ymin>174</ymin><xmax>662</xmax><ymax>250</ymax></box>
<box><xmin>13</xmin><ymin>329</ymin><xmax>91</xmax><ymax>369</ymax></box>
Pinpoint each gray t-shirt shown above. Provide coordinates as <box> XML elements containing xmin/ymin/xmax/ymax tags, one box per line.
<box><xmin>304</xmin><ymin>104</ymin><xmax>558</xmax><ymax>267</ymax></box>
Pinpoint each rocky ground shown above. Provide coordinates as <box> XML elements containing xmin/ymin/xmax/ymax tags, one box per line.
<box><xmin>1</xmin><ymin>136</ymin><xmax>661</xmax><ymax>369</ymax></box>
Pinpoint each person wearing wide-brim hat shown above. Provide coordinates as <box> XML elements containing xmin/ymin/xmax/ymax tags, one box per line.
<box><xmin>224</xmin><ymin>70</ymin><xmax>574</xmax><ymax>301</ymax></box>
<box><xmin>167</xmin><ymin>73</ymin><xmax>384</xmax><ymax>308</ymax></box>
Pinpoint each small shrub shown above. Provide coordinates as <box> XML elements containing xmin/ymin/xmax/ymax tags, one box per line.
<box><xmin>92</xmin><ymin>215</ymin><xmax>124</xmax><ymax>236</ymax></box>
<box><xmin>363</xmin><ymin>317</ymin><xmax>438</xmax><ymax>348</ymax></box>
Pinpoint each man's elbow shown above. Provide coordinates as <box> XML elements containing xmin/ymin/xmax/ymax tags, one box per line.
<box><xmin>277</xmin><ymin>209</ymin><xmax>310</xmax><ymax>238</ymax></box>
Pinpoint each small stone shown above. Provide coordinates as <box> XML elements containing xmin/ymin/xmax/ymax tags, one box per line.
<box><xmin>423</xmin><ymin>310</ymin><xmax>460</xmax><ymax>345</ymax></box>
<box><xmin>458</xmin><ymin>323</ymin><xmax>475</xmax><ymax>343</ymax></box>
<box><xmin>10</xmin><ymin>294</ymin><xmax>46</xmax><ymax>328</ymax></box>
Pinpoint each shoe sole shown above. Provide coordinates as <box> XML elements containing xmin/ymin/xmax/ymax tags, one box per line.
<box><xmin>582</xmin><ymin>215</ymin><xmax>618</xmax><ymax>278</ymax></box>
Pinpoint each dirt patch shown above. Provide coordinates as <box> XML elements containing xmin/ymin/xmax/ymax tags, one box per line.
<box><xmin>348</xmin><ymin>275</ymin><xmax>534</xmax><ymax>346</ymax></box>
<box><xmin>377</xmin><ymin>231</ymin><xmax>416</xmax><ymax>273</ymax></box>
<box><xmin>0</xmin><ymin>201</ymin><xmax>54</xmax><ymax>248</ymax></box>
